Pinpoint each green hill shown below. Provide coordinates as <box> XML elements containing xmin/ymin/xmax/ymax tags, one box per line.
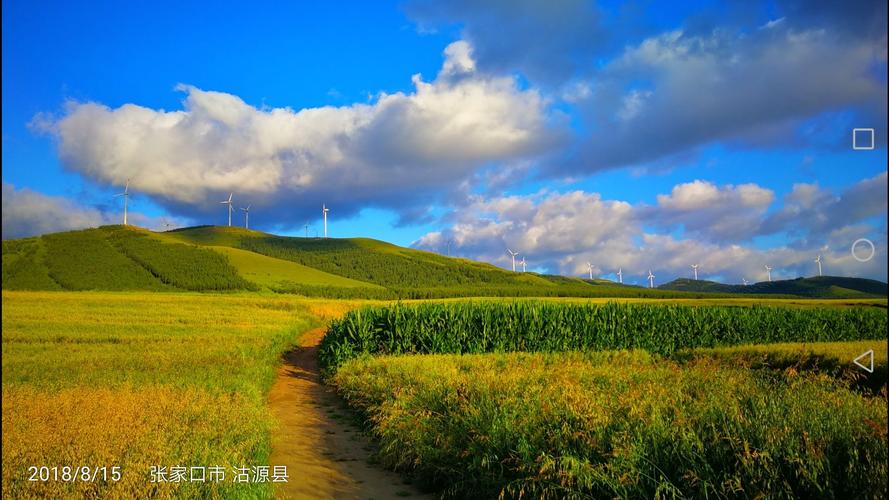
<box><xmin>659</xmin><ymin>277</ymin><xmax>887</xmax><ymax>298</ymax></box>
<box><xmin>208</xmin><ymin>246</ymin><xmax>381</xmax><ymax>290</ymax></box>
<box><xmin>163</xmin><ymin>226</ymin><xmax>710</xmax><ymax>298</ymax></box>
<box><xmin>5</xmin><ymin>225</ymin><xmax>886</xmax><ymax>300</ymax></box>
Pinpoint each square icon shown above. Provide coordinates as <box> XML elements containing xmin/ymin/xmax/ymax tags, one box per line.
<box><xmin>852</xmin><ymin>128</ymin><xmax>875</xmax><ymax>150</ymax></box>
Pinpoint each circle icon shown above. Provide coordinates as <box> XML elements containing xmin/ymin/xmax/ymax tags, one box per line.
<box><xmin>851</xmin><ymin>238</ymin><xmax>875</xmax><ymax>262</ymax></box>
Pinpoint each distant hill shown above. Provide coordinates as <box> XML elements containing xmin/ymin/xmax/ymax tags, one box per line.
<box><xmin>658</xmin><ymin>277</ymin><xmax>887</xmax><ymax>298</ymax></box>
<box><xmin>4</xmin><ymin>225</ymin><xmax>886</xmax><ymax>300</ymax></box>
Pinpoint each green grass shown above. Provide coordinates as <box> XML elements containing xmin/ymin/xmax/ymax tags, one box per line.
<box><xmin>42</xmin><ymin>229</ymin><xmax>169</xmax><ymax>291</ymax></box>
<box><xmin>106</xmin><ymin>226</ymin><xmax>257</xmax><ymax>291</ymax></box>
<box><xmin>209</xmin><ymin>245</ymin><xmax>380</xmax><ymax>290</ymax></box>
<box><xmin>333</xmin><ymin>349</ymin><xmax>888</xmax><ymax>498</ymax></box>
<box><xmin>1</xmin><ymin>290</ymin><xmax>321</xmax><ymax>498</ymax></box>
<box><xmin>319</xmin><ymin>301</ymin><xmax>888</xmax><ymax>372</ymax></box>
<box><xmin>1</xmin><ymin>238</ymin><xmax>60</xmax><ymax>290</ymax></box>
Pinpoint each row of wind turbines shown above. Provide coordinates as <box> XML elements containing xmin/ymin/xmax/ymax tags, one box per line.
<box><xmin>116</xmin><ymin>180</ymin><xmax>831</xmax><ymax>284</ymax></box>
<box><xmin>219</xmin><ymin>193</ymin><xmax>331</xmax><ymax>237</ymax></box>
<box><xmin>114</xmin><ymin>181</ymin><xmax>333</xmax><ymax>238</ymax></box>
<box><xmin>504</xmin><ymin>246</ymin><xmax>828</xmax><ymax>288</ymax></box>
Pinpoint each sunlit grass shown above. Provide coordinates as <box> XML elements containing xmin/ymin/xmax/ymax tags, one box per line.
<box><xmin>1</xmin><ymin>291</ymin><xmax>322</xmax><ymax>498</ymax></box>
<box><xmin>334</xmin><ymin>349</ymin><xmax>888</xmax><ymax>498</ymax></box>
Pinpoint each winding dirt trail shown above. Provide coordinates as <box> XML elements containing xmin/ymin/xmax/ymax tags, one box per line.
<box><xmin>268</xmin><ymin>328</ymin><xmax>431</xmax><ymax>500</ymax></box>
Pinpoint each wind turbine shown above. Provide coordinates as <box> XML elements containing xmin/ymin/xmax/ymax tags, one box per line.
<box><xmin>647</xmin><ymin>269</ymin><xmax>655</xmax><ymax>289</ymax></box>
<box><xmin>506</xmin><ymin>248</ymin><xmax>519</xmax><ymax>272</ymax></box>
<box><xmin>240</xmin><ymin>205</ymin><xmax>250</xmax><ymax>229</ymax></box>
<box><xmin>447</xmin><ymin>239</ymin><xmax>454</xmax><ymax>257</ymax></box>
<box><xmin>521</xmin><ymin>256</ymin><xmax>527</xmax><ymax>272</ymax></box>
<box><xmin>322</xmin><ymin>204</ymin><xmax>329</xmax><ymax>238</ymax></box>
<box><xmin>304</xmin><ymin>223</ymin><xmax>309</xmax><ymax>238</ymax></box>
<box><xmin>814</xmin><ymin>255</ymin><xmax>822</xmax><ymax>277</ymax></box>
<box><xmin>764</xmin><ymin>265</ymin><xmax>773</xmax><ymax>282</ymax></box>
<box><xmin>616</xmin><ymin>267</ymin><xmax>623</xmax><ymax>284</ymax></box>
<box><xmin>161</xmin><ymin>219</ymin><xmax>174</xmax><ymax>230</ymax></box>
<box><xmin>114</xmin><ymin>179</ymin><xmax>130</xmax><ymax>225</ymax></box>
<box><xmin>220</xmin><ymin>193</ymin><xmax>234</xmax><ymax>227</ymax></box>
<box><xmin>742</xmin><ymin>278</ymin><xmax>749</xmax><ymax>286</ymax></box>
<box><xmin>586</xmin><ymin>262</ymin><xmax>594</xmax><ymax>280</ymax></box>
<box><xmin>691</xmin><ymin>264</ymin><xmax>699</xmax><ymax>281</ymax></box>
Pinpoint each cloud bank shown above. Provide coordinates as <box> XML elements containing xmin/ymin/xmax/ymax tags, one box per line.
<box><xmin>2</xmin><ymin>183</ymin><xmax>112</xmax><ymax>239</ymax></box>
<box><xmin>36</xmin><ymin>42</ymin><xmax>560</xmax><ymax>228</ymax></box>
<box><xmin>413</xmin><ymin>172</ymin><xmax>888</xmax><ymax>283</ymax></box>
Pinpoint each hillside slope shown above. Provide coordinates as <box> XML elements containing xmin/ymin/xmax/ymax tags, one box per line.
<box><xmin>208</xmin><ymin>246</ymin><xmax>382</xmax><ymax>290</ymax></box>
<box><xmin>165</xmin><ymin>226</ymin><xmax>704</xmax><ymax>298</ymax></box>
<box><xmin>3</xmin><ymin>226</ymin><xmax>253</xmax><ymax>291</ymax></box>
<box><xmin>659</xmin><ymin>277</ymin><xmax>887</xmax><ymax>298</ymax></box>
<box><xmin>6</xmin><ymin>225</ymin><xmax>885</xmax><ymax>299</ymax></box>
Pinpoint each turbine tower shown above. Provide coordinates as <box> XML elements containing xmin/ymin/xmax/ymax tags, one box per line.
<box><xmin>616</xmin><ymin>267</ymin><xmax>623</xmax><ymax>284</ymax></box>
<box><xmin>322</xmin><ymin>204</ymin><xmax>329</xmax><ymax>238</ymax></box>
<box><xmin>814</xmin><ymin>255</ymin><xmax>822</xmax><ymax>277</ymax></box>
<box><xmin>114</xmin><ymin>179</ymin><xmax>130</xmax><ymax>225</ymax></box>
<box><xmin>764</xmin><ymin>265</ymin><xmax>773</xmax><ymax>282</ymax></box>
<box><xmin>586</xmin><ymin>262</ymin><xmax>594</xmax><ymax>280</ymax></box>
<box><xmin>647</xmin><ymin>269</ymin><xmax>655</xmax><ymax>289</ymax></box>
<box><xmin>220</xmin><ymin>193</ymin><xmax>234</xmax><ymax>227</ymax></box>
<box><xmin>240</xmin><ymin>205</ymin><xmax>250</xmax><ymax>229</ymax></box>
<box><xmin>521</xmin><ymin>256</ymin><xmax>527</xmax><ymax>272</ymax></box>
<box><xmin>447</xmin><ymin>239</ymin><xmax>454</xmax><ymax>257</ymax></box>
<box><xmin>304</xmin><ymin>223</ymin><xmax>310</xmax><ymax>238</ymax></box>
<box><xmin>691</xmin><ymin>264</ymin><xmax>699</xmax><ymax>281</ymax></box>
<box><xmin>506</xmin><ymin>248</ymin><xmax>519</xmax><ymax>272</ymax></box>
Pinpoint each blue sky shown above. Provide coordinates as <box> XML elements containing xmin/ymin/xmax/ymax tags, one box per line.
<box><xmin>2</xmin><ymin>0</ymin><xmax>887</xmax><ymax>283</ymax></box>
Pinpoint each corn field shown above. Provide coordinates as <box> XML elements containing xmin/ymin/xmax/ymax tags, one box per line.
<box><xmin>319</xmin><ymin>301</ymin><xmax>888</xmax><ymax>371</ymax></box>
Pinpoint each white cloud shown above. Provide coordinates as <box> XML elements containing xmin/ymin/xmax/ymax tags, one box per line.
<box><xmin>762</xmin><ymin>171</ymin><xmax>888</xmax><ymax>236</ymax></box>
<box><xmin>1</xmin><ymin>183</ymin><xmax>111</xmax><ymax>239</ymax></box>
<box><xmin>554</xmin><ymin>26</ymin><xmax>886</xmax><ymax>174</ymax></box>
<box><xmin>39</xmin><ymin>41</ymin><xmax>560</xmax><ymax>227</ymax></box>
<box><xmin>413</xmin><ymin>173</ymin><xmax>888</xmax><ymax>283</ymax></box>
<box><xmin>1</xmin><ymin>183</ymin><xmax>191</xmax><ymax>239</ymax></box>
<box><xmin>649</xmin><ymin>180</ymin><xmax>774</xmax><ymax>242</ymax></box>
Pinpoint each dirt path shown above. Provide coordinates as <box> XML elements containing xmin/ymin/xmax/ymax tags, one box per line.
<box><xmin>268</xmin><ymin>328</ymin><xmax>432</xmax><ymax>500</ymax></box>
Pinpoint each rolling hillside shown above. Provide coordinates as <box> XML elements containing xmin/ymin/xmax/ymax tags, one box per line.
<box><xmin>659</xmin><ymin>277</ymin><xmax>887</xmax><ymax>298</ymax></box>
<box><xmin>4</xmin><ymin>225</ymin><xmax>886</xmax><ymax>299</ymax></box>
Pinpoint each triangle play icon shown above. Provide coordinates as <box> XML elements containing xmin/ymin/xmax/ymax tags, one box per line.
<box><xmin>853</xmin><ymin>350</ymin><xmax>874</xmax><ymax>373</ymax></box>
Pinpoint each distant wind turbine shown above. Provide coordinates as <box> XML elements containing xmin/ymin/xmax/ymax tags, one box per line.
<box><xmin>506</xmin><ymin>248</ymin><xmax>519</xmax><ymax>272</ymax></box>
<box><xmin>114</xmin><ymin>179</ymin><xmax>130</xmax><ymax>225</ymax></box>
<box><xmin>647</xmin><ymin>269</ymin><xmax>655</xmax><ymax>289</ymax></box>
<box><xmin>814</xmin><ymin>255</ymin><xmax>822</xmax><ymax>277</ymax></box>
<box><xmin>691</xmin><ymin>264</ymin><xmax>699</xmax><ymax>281</ymax></box>
<box><xmin>220</xmin><ymin>193</ymin><xmax>234</xmax><ymax>227</ymax></box>
<box><xmin>447</xmin><ymin>239</ymin><xmax>454</xmax><ymax>257</ymax></box>
<box><xmin>616</xmin><ymin>267</ymin><xmax>623</xmax><ymax>284</ymax></box>
<box><xmin>304</xmin><ymin>223</ymin><xmax>310</xmax><ymax>238</ymax></box>
<box><xmin>764</xmin><ymin>265</ymin><xmax>773</xmax><ymax>282</ymax></box>
<box><xmin>240</xmin><ymin>205</ymin><xmax>250</xmax><ymax>229</ymax></box>
<box><xmin>742</xmin><ymin>278</ymin><xmax>749</xmax><ymax>286</ymax></box>
<box><xmin>521</xmin><ymin>256</ymin><xmax>527</xmax><ymax>272</ymax></box>
<box><xmin>161</xmin><ymin>218</ymin><xmax>174</xmax><ymax>230</ymax></box>
<box><xmin>586</xmin><ymin>262</ymin><xmax>594</xmax><ymax>280</ymax></box>
<box><xmin>322</xmin><ymin>204</ymin><xmax>329</xmax><ymax>238</ymax></box>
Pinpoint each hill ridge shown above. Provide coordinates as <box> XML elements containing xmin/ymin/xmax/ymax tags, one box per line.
<box><xmin>4</xmin><ymin>225</ymin><xmax>887</xmax><ymax>299</ymax></box>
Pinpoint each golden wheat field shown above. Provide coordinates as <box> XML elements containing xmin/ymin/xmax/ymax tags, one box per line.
<box><xmin>1</xmin><ymin>291</ymin><xmax>367</xmax><ymax>499</ymax></box>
